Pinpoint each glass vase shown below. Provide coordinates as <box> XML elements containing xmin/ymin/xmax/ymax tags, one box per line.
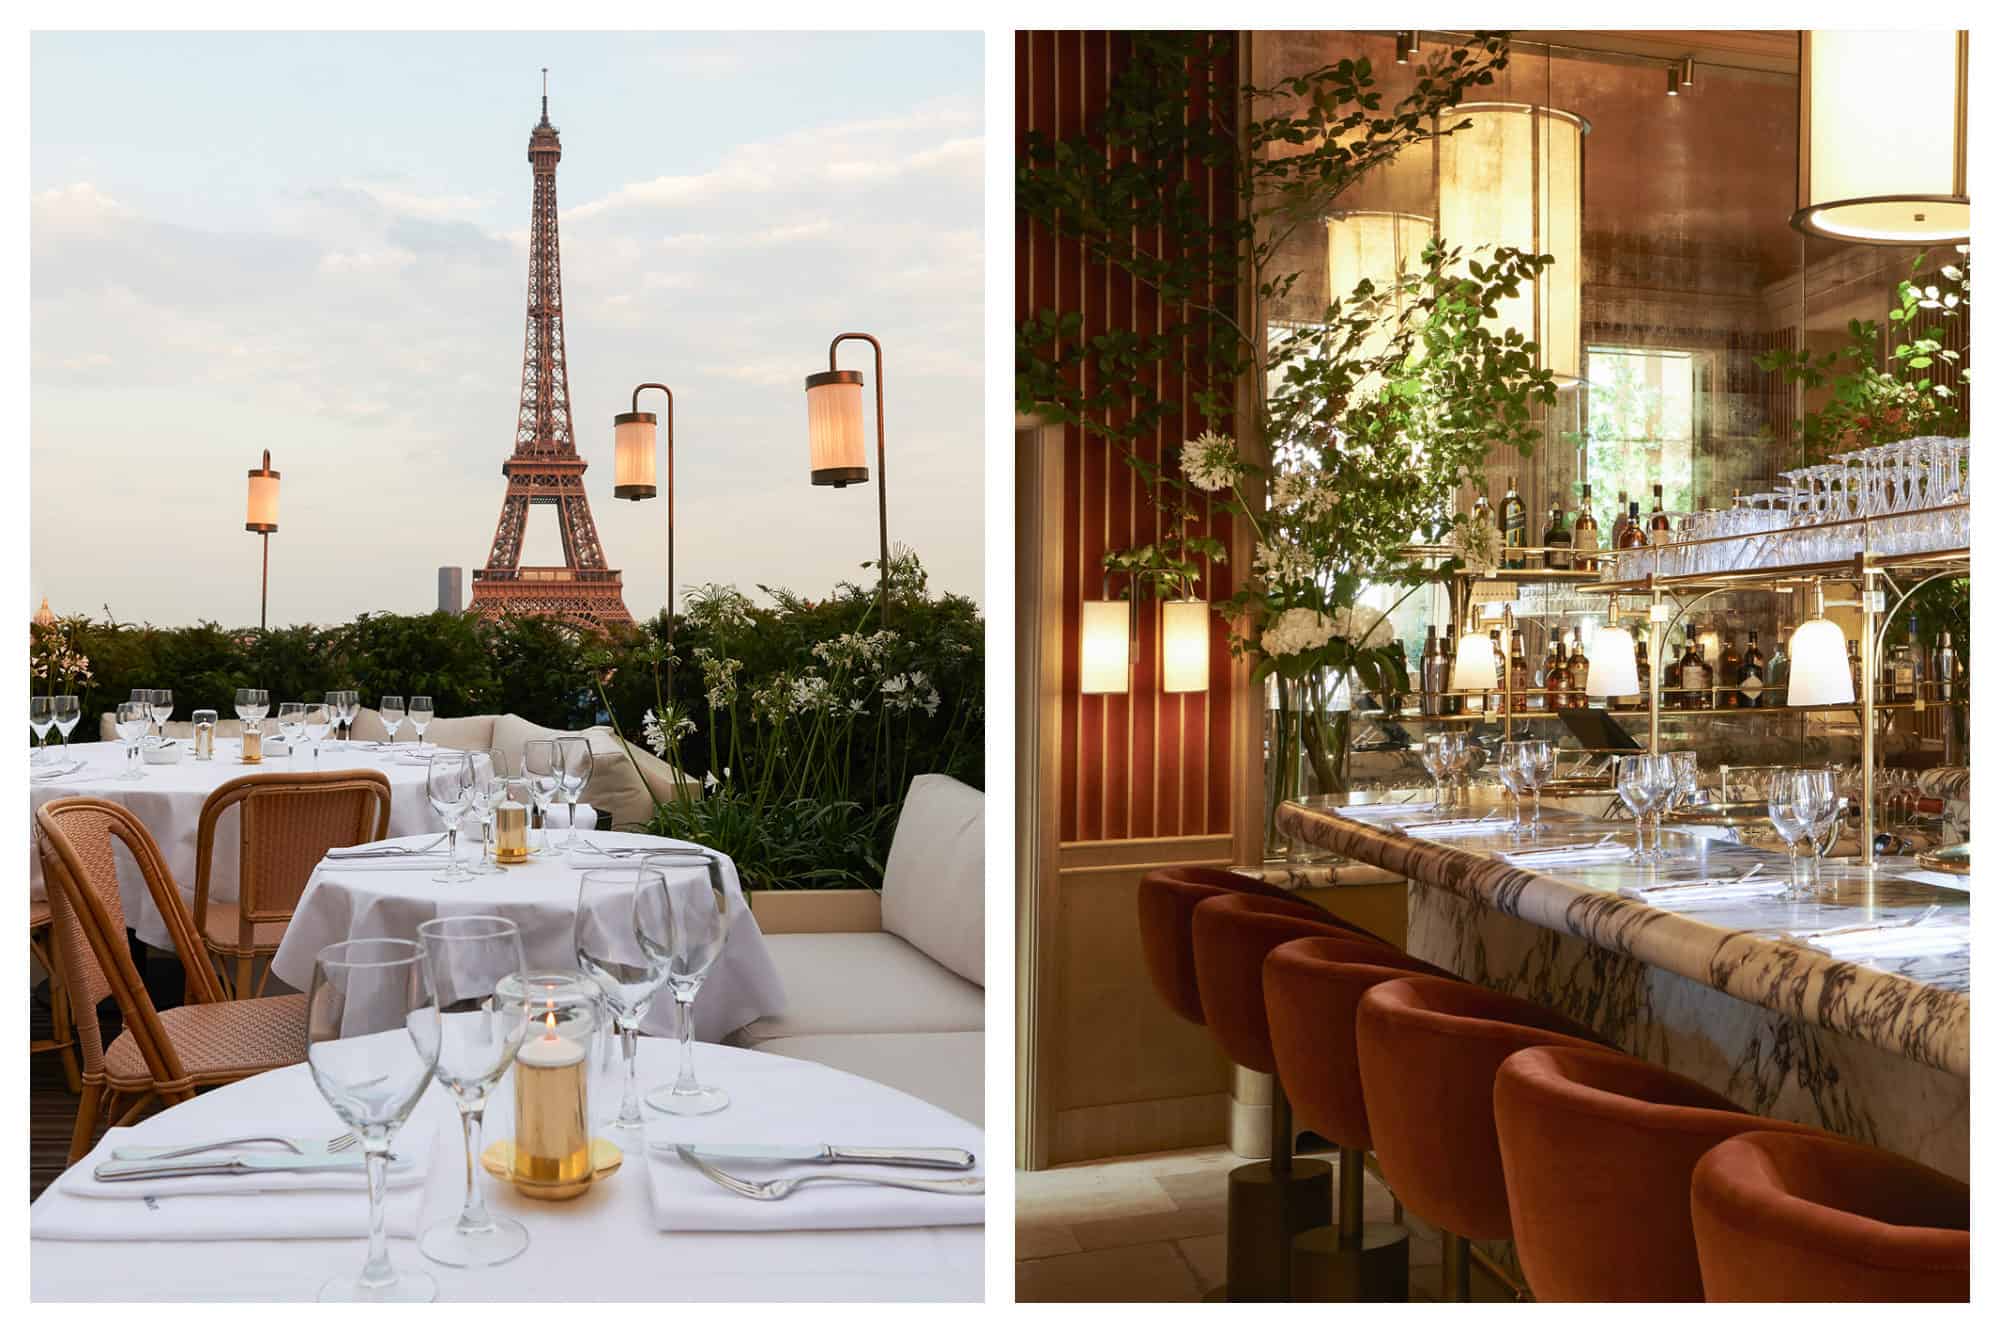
<box><xmin>1264</xmin><ymin>670</ymin><xmax>1352</xmax><ymax>863</ymax></box>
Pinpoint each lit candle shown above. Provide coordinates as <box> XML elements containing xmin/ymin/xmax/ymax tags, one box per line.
<box><xmin>494</xmin><ymin>799</ymin><xmax>529</xmax><ymax>864</ymax></box>
<box><xmin>240</xmin><ymin>724</ymin><xmax>263</xmax><ymax>764</ymax></box>
<box><xmin>512</xmin><ymin>1009</ymin><xmax>591</xmax><ymax>1198</ymax></box>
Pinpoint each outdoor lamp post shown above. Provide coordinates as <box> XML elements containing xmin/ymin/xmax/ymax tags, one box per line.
<box><xmin>804</xmin><ymin>332</ymin><xmax>891</xmax><ymax>628</ymax></box>
<box><xmin>245</xmin><ymin>450</ymin><xmax>280</xmax><ymax>630</ymax></box>
<box><xmin>613</xmin><ymin>383</ymin><xmax>677</xmax><ymax>654</ymax></box>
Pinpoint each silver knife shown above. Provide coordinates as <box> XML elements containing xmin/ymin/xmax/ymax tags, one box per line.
<box><xmin>662</xmin><ymin>1143</ymin><xmax>975</xmax><ymax>1171</ymax></box>
<box><xmin>94</xmin><ymin>1152</ymin><xmax>372</xmax><ymax>1182</ymax></box>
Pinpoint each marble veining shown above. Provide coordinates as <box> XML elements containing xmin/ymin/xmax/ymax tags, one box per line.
<box><xmin>1277</xmin><ymin>798</ymin><xmax>1970</xmax><ymax>1077</ymax></box>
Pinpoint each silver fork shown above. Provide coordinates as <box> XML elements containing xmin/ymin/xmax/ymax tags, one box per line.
<box><xmin>325</xmin><ymin>835</ymin><xmax>449</xmax><ymax>860</ymax></box>
<box><xmin>110</xmin><ymin>1131</ymin><xmax>358</xmax><ymax>1162</ymax></box>
<box><xmin>676</xmin><ymin>1148</ymin><xmax>985</xmax><ymax>1201</ymax></box>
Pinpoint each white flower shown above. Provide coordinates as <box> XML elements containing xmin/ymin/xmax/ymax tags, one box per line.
<box><xmin>1259</xmin><ymin>607</ymin><xmax>1338</xmax><ymax>659</ymax></box>
<box><xmin>704</xmin><ymin>770</ymin><xmax>720</xmax><ymax>791</ymax></box>
<box><xmin>1180</xmin><ymin>430</ymin><xmax>1242</xmax><ymax>493</ymax></box>
<box><xmin>639</xmin><ymin>706</ymin><xmax>694</xmax><ymax>758</ymax></box>
<box><xmin>1253</xmin><ymin>539</ymin><xmax>1316</xmax><ymax>587</ymax></box>
<box><xmin>789</xmin><ymin>674</ymin><xmax>835</xmax><ymax>714</ymax></box>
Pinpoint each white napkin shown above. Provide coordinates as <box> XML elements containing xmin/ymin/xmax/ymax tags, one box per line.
<box><xmin>33</xmin><ymin>1124</ymin><xmax>431</xmax><ymax>1242</ymax></box>
<box><xmin>544</xmin><ymin>803</ymin><xmax>597</xmax><ymax>830</ymax></box>
<box><xmin>1340</xmin><ymin>801</ymin><xmax>1438</xmax><ymax>818</ymax></box>
<box><xmin>1792</xmin><ymin>924</ymin><xmax>1966</xmax><ymax>961</ymax></box>
<box><xmin>646</xmin><ymin>1130</ymin><xmax>985</xmax><ymax>1233</ymax></box>
<box><xmin>1504</xmin><ymin>842</ymin><xmax>1632</xmax><ymax>866</ymax></box>
<box><xmin>1623</xmin><ymin>879</ymin><xmax>1789</xmax><ymax>903</ymax></box>
<box><xmin>393</xmin><ymin>748</ymin><xmax>461</xmax><ymax>767</ymax></box>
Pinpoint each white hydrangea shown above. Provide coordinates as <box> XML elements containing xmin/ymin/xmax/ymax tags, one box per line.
<box><xmin>1260</xmin><ymin>607</ymin><xmax>1338</xmax><ymax>658</ymax></box>
<box><xmin>1180</xmin><ymin>430</ymin><xmax>1242</xmax><ymax>493</ymax></box>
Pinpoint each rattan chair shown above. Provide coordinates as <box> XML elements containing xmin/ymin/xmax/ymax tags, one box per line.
<box><xmin>193</xmin><ymin>769</ymin><xmax>392</xmax><ymax>998</ymax></box>
<box><xmin>30</xmin><ymin>899</ymin><xmax>81</xmax><ymax>1092</ymax></box>
<box><xmin>35</xmin><ymin>797</ymin><xmax>309</xmax><ymax>1163</ymax></box>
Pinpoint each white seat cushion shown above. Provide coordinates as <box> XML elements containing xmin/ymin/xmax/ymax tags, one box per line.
<box><xmin>754</xmin><ymin>1032</ymin><xmax>984</xmax><ymax>1127</ymax></box>
<box><xmin>880</xmin><ymin>774</ymin><xmax>984</xmax><ymax>986</ymax></box>
<box><xmin>739</xmin><ymin>932</ymin><xmax>984</xmax><ymax>1043</ymax></box>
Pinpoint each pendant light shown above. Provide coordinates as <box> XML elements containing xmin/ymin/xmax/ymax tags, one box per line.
<box><xmin>1786</xmin><ymin>584</ymin><xmax>1856</xmax><ymax>707</ymax></box>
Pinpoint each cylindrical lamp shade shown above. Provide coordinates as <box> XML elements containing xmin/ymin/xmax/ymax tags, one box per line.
<box><xmin>1079</xmin><ymin>600</ymin><xmax>1131</xmax><ymax>695</ymax></box>
<box><xmin>1435</xmin><ymin>102</ymin><xmax>1585</xmax><ymax>386</ymax></box>
<box><xmin>245</xmin><ymin>451</ymin><xmax>279</xmax><ymax>533</ymax></box>
<box><xmin>1449</xmin><ymin>632</ymin><xmax>1499</xmax><ymax>692</ymax></box>
<box><xmin>1796</xmin><ymin>31</ymin><xmax>1968</xmax><ymax>244</ymax></box>
<box><xmin>1326</xmin><ymin>210</ymin><xmax>1435</xmax><ymax>387</ymax></box>
<box><xmin>1787</xmin><ymin>619</ymin><xmax>1856</xmax><ymax>706</ymax></box>
<box><xmin>1585</xmin><ymin>625</ymin><xmax>1641</xmax><ymax>698</ymax></box>
<box><xmin>612</xmin><ymin>412</ymin><xmax>657</xmax><ymax>500</ymax></box>
<box><xmin>1160</xmin><ymin>599</ymin><xmax>1211</xmax><ymax>694</ymax></box>
<box><xmin>804</xmin><ymin>369</ymin><xmax>868</xmax><ymax>488</ymax></box>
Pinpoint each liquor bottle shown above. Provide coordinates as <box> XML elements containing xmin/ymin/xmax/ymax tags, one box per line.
<box><xmin>1648</xmin><ymin>483</ymin><xmax>1673</xmax><ymax>547</ymax></box>
<box><xmin>1573</xmin><ymin>484</ymin><xmax>1600</xmax><ymax>569</ymax></box>
<box><xmin>1543</xmin><ymin>502</ymin><xmax>1572</xmax><ymax>571</ymax></box>
<box><xmin>1933</xmin><ymin>631</ymin><xmax>1959</xmax><ymax>704</ymax></box>
<box><xmin>1499</xmin><ymin>477</ymin><xmax>1529</xmax><ymax>570</ymax></box>
<box><xmin>1633</xmin><ymin>635</ymin><xmax>1652</xmax><ymax>710</ymax></box>
<box><xmin>1847</xmin><ymin>639</ymin><xmax>1864</xmax><ymax>702</ymax></box>
<box><xmin>1718</xmin><ymin>632</ymin><xmax>1743</xmax><ymax>709</ymax></box>
<box><xmin>1679</xmin><ymin>636</ymin><xmax>1710</xmax><ymax>708</ymax></box>
<box><xmin>1662</xmin><ymin>635</ymin><xmax>1684</xmax><ymax>703</ymax></box>
<box><xmin>1617</xmin><ymin>500</ymin><xmax>1648</xmax><ymax>549</ymax></box>
<box><xmin>1739</xmin><ymin>629</ymin><xmax>1766</xmax><ymax>709</ymax></box>
<box><xmin>1419</xmin><ymin>625</ymin><xmax>1444</xmax><ymax>716</ymax></box>
<box><xmin>1509</xmin><ymin>633</ymin><xmax>1531</xmax><ymax>714</ymax></box>
<box><xmin>1489</xmin><ymin>630</ymin><xmax>1507</xmax><ymax>713</ymax></box>
<box><xmin>1470</xmin><ymin>494</ymin><xmax>1498</xmax><ymax>570</ymax></box>
<box><xmin>1538</xmin><ymin>639</ymin><xmax>1563</xmax><ymax>711</ymax></box>
<box><xmin>1905</xmin><ymin>615</ymin><xmax>1926</xmax><ymax>705</ymax></box>
<box><xmin>1609</xmin><ymin>490</ymin><xmax>1632</xmax><ymax>548</ymax></box>
<box><xmin>1567</xmin><ymin>632</ymin><xmax>1590</xmax><ymax>707</ymax></box>
<box><xmin>1768</xmin><ymin>625</ymin><xmax>1792</xmax><ymax>705</ymax></box>
<box><xmin>1441</xmin><ymin>622</ymin><xmax>1460</xmax><ymax>715</ymax></box>
<box><xmin>1885</xmin><ymin>629</ymin><xmax>1918</xmax><ymax>704</ymax></box>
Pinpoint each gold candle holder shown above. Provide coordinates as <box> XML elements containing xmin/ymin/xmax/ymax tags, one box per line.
<box><xmin>241</xmin><ymin>724</ymin><xmax>263</xmax><ymax>764</ymax></box>
<box><xmin>495</xmin><ymin>972</ymin><xmax>599</xmax><ymax>1200</ymax></box>
<box><xmin>494</xmin><ymin>798</ymin><xmax>529</xmax><ymax>864</ymax></box>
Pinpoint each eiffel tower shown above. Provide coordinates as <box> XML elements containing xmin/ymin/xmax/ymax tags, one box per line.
<box><xmin>468</xmin><ymin>76</ymin><xmax>632</xmax><ymax>630</ymax></box>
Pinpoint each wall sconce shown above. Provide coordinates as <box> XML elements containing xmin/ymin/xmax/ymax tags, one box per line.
<box><xmin>1079</xmin><ymin>593</ymin><xmax>1133</xmax><ymax>695</ymax></box>
<box><xmin>1794</xmin><ymin>30</ymin><xmax>1968</xmax><ymax>244</ymax></box>
<box><xmin>1160</xmin><ymin>599</ymin><xmax>1210</xmax><ymax>694</ymax></box>
<box><xmin>1788</xmin><ymin>584</ymin><xmax>1856</xmax><ymax>706</ymax></box>
<box><xmin>612</xmin><ymin>382</ymin><xmax>678</xmax><ymax>653</ymax></box>
<box><xmin>244</xmin><ymin>449</ymin><xmax>280</xmax><ymax>631</ymax></box>
<box><xmin>1666</xmin><ymin>65</ymin><xmax>1681</xmax><ymax>97</ymax></box>
<box><xmin>1395</xmin><ymin>31</ymin><xmax>1420</xmax><ymax>64</ymax></box>
<box><xmin>1077</xmin><ymin>584</ymin><xmax>1211</xmax><ymax>695</ymax></box>
<box><xmin>804</xmin><ymin>332</ymin><xmax>892</xmax><ymax>626</ymax></box>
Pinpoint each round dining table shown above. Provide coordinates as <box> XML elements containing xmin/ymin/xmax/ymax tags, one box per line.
<box><xmin>28</xmin><ymin>740</ymin><xmax>443</xmax><ymax>950</ymax></box>
<box><xmin>270</xmin><ymin>830</ymin><xmax>787</xmax><ymax>1041</ymax></box>
<box><xmin>29</xmin><ymin>1038</ymin><xmax>984</xmax><ymax>1301</ymax></box>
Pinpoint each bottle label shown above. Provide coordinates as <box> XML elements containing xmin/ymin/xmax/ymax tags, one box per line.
<box><xmin>1739</xmin><ymin>673</ymin><xmax>1763</xmax><ymax>704</ymax></box>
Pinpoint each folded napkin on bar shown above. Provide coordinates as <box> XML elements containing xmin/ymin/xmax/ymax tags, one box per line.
<box><xmin>1784</xmin><ymin>921</ymin><xmax>1965</xmax><ymax>962</ymax></box>
<box><xmin>32</xmin><ymin>1124</ymin><xmax>432</xmax><ymax>1242</ymax></box>
<box><xmin>1623</xmin><ymin>878</ymin><xmax>1788</xmax><ymax>903</ymax></box>
<box><xmin>646</xmin><ymin>1129</ymin><xmax>985</xmax><ymax>1233</ymax></box>
<box><xmin>1338</xmin><ymin>801</ymin><xmax>1437</xmax><ymax>818</ymax></box>
<box><xmin>1503</xmin><ymin>842</ymin><xmax>1631</xmax><ymax>866</ymax></box>
<box><xmin>1397</xmin><ymin>816</ymin><xmax>1512</xmax><ymax>837</ymax></box>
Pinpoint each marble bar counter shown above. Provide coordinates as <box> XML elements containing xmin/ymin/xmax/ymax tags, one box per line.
<box><xmin>1276</xmin><ymin>796</ymin><xmax>1970</xmax><ymax>1180</ymax></box>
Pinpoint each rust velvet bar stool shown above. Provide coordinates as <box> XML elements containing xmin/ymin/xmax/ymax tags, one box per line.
<box><xmin>1262</xmin><ymin>934</ymin><xmax>1457</xmax><ymax>1300</ymax></box>
<box><xmin>1493</xmin><ymin>1043</ymin><xmax>1828</xmax><ymax>1301</ymax></box>
<box><xmin>1190</xmin><ymin>893</ymin><xmax>1367</xmax><ymax>1301</ymax></box>
<box><xmin>1355</xmin><ymin>974</ymin><xmax>1606</xmax><ymax>1301</ymax></box>
<box><xmin>1690</xmin><ymin>1130</ymin><xmax>1970</xmax><ymax>1301</ymax></box>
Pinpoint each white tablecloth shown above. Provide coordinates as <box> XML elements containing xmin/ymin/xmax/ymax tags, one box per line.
<box><xmin>268</xmin><ymin>831</ymin><xmax>785</xmax><ymax>1042</ymax></box>
<box><xmin>28</xmin><ymin>741</ymin><xmax>442</xmax><ymax>951</ymax></box>
<box><xmin>29</xmin><ymin>1039</ymin><xmax>983</xmax><ymax>1301</ymax></box>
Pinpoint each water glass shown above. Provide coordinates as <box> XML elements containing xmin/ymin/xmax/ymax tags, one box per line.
<box><xmin>303</xmin><ymin>700</ymin><xmax>332</xmax><ymax>767</ymax></box>
<box><xmin>554</xmin><ymin>736</ymin><xmax>593</xmax><ymax>849</ymax></box>
<box><xmin>465</xmin><ymin>749</ymin><xmax>507</xmax><ymax>876</ymax></box>
<box><xmin>53</xmin><ymin>695</ymin><xmax>80</xmax><ymax>755</ymax></box>
<box><xmin>638</xmin><ymin>852</ymin><xmax>735</xmax><ymax>1116</ymax></box>
<box><xmin>409</xmin><ymin>696</ymin><xmax>436</xmax><ymax>750</ymax></box>
<box><xmin>1616</xmin><ymin>753</ymin><xmax>1667</xmax><ymax>861</ymax></box>
<box><xmin>149</xmin><ymin>688</ymin><xmax>173</xmax><ymax>741</ymax></box>
<box><xmin>427</xmin><ymin>752</ymin><xmax>475</xmax><ymax>883</ymax></box>
<box><xmin>277</xmin><ymin>701</ymin><xmax>307</xmax><ymax>768</ymax></box>
<box><xmin>573</xmin><ymin>867</ymin><xmax>673</xmax><ymax>1134</ymax></box>
<box><xmin>380</xmin><ymin>696</ymin><xmax>406</xmax><ymax>747</ymax></box>
<box><xmin>1515</xmin><ymin>739</ymin><xmax>1555</xmax><ymax>832</ymax></box>
<box><xmin>521</xmin><ymin>740</ymin><xmax>563</xmax><ymax>856</ymax></box>
<box><xmin>1793</xmin><ymin>768</ymin><xmax>1842</xmax><ymax>887</ymax></box>
<box><xmin>1495</xmin><ymin>740</ymin><xmax>1527</xmax><ymax>834</ymax></box>
<box><xmin>1767</xmin><ymin>771</ymin><xmax>1811</xmax><ymax>895</ymax></box>
<box><xmin>30</xmin><ymin>696</ymin><xmax>55</xmax><ymax>764</ymax></box>
<box><xmin>416</xmin><ymin>916</ymin><xmax>531</xmax><ymax>1269</ymax></box>
<box><xmin>114</xmin><ymin>700</ymin><xmax>152</xmax><ymax>777</ymax></box>
<box><xmin>234</xmin><ymin>688</ymin><xmax>269</xmax><ymax>728</ymax></box>
<box><xmin>1421</xmin><ymin>733</ymin><xmax>1451</xmax><ymax>810</ymax></box>
<box><xmin>305</xmin><ymin>938</ymin><xmax>441</xmax><ymax>1302</ymax></box>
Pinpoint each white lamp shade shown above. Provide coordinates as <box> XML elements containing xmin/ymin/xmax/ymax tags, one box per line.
<box><xmin>1585</xmin><ymin>625</ymin><xmax>1640</xmax><ymax>698</ymax></box>
<box><xmin>245</xmin><ymin>454</ymin><xmax>279</xmax><ymax>533</ymax></box>
<box><xmin>1325</xmin><ymin>209</ymin><xmax>1434</xmax><ymax>393</ymax></box>
<box><xmin>1435</xmin><ymin>102</ymin><xmax>1585</xmax><ymax>385</ymax></box>
<box><xmin>1449</xmin><ymin>631</ymin><xmax>1498</xmax><ymax>692</ymax></box>
<box><xmin>1079</xmin><ymin>600</ymin><xmax>1131</xmax><ymax>695</ymax></box>
<box><xmin>613</xmin><ymin>413</ymin><xmax>657</xmax><ymax>499</ymax></box>
<box><xmin>1161</xmin><ymin>599</ymin><xmax>1210</xmax><ymax>694</ymax></box>
<box><xmin>1787</xmin><ymin>619</ymin><xmax>1855</xmax><ymax>706</ymax></box>
<box><xmin>1797</xmin><ymin>31</ymin><xmax>1968</xmax><ymax>244</ymax></box>
<box><xmin>805</xmin><ymin>370</ymin><xmax>868</xmax><ymax>487</ymax></box>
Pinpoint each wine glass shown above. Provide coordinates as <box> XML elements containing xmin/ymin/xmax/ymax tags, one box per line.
<box><xmin>1516</xmin><ymin>739</ymin><xmax>1555</xmax><ymax>833</ymax></box>
<box><xmin>1495</xmin><ymin>740</ymin><xmax>1526</xmax><ymax>834</ymax></box>
<box><xmin>409</xmin><ymin>696</ymin><xmax>436</xmax><ymax>751</ymax></box>
<box><xmin>53</xmin><ymin>695</ymin><xmax>80</xmax><ymax>758</ymax></box>
<box><xmin>277</xmin><ymin>701</ymin><xmax>307</xmax><ymax>769</ymax></box>
<box><xmin>521</xmin><ymin>740</ymin><xmax>563</xmax><ymax>857</ymax></box>
<box><xmin>30</xmin><ymin>696</ymin><xmax>55</xmax><ymax>766</ymax></box>
<box><xmin>305</xmin><ymin>938</ymin><xmax>441</xmax><ymax>1302</ymax></box>
<box><xmin>638</xmin><ymin>852</ymin><xmax>736</xmax><ymax>1115</ymax></box>
<box><xmin>464</xmin><ymin>749</ymin><xmax>506</xmax><ymax>876</ymax></box>
<box><xmin>235</xmin><ymin>687</ymin><xmax>269</xmax><ymax>728</ymax></box>
<box><xmin>150</xmin><ymin>688</ymin><xmax>173</xmax><ymax>742</ymax></box>
<box><xmin>303</xmin><ymin>700</ymin><xmax>332</xmax><ymax>768</ymax></box>
<box><xmin>1445</xmin><ymin>733</ymin><xmax>1479</xmax><ymax>812</ymax></box>
<box><xmin>1794</xmin><ymin>768</ymin><xmax>1842</xmax><ymax>889</ymax></box>
<box><xmin>1767</xmin><ymin>771</ymin><xmax>1811</xmax><ymax>895</ymax></box>
<box><xmin>1421</xmin><ymin>733</ymin><xmax>1451</xmax><ymax>811</ymax></box>
<box><xmin>1665</xmin><ymin>751</ymin><xmax>1699</xmax><ymax>821</ymax></box>
<box><xmin>415</xmin><ymin>915</ymin><xmax>531</xmax><ymax>1268</ymax></box>
<box><xmin>380</xmin><ymin>696</ymin><xmax>406</xmax><ymax>749</ymax></box>
<box><xmin>1616</xmin><ymin>754</ymin><xmax>1665</xmax><ymax>861</ymax></box>
<box><xmin>428</xmin><ymin>752</ymin><xmax>475</xmax><ymax>883</ymax></box>
<box><xmin>554</xmin><ymin>735</ymin><xmax>593</xmax><ymax>849</ymax></box>
<box><xmin>574</xmin><ymin>867</ymin><xmax>674</xmax><ymax>1134</ymax></box>
<box><xmin>114</xmin><ymin>700</ymin><xmax>152</xmax><ymax>778</ymax></box>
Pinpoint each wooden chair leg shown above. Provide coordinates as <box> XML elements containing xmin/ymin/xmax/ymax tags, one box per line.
<box><xmin>50</xmin><ymin>969</ymin><xmax>80</xmax><ymax>1094</ymax></box>
<box><xmin>68</xmin><ymin>1081</ymin><xmax>106</xmax><ymax>1164</ymax></box>
<box><xmin>233</xmin><ymin>951</ymin><xmax>253</xmax><ymax>1002</ymax></box>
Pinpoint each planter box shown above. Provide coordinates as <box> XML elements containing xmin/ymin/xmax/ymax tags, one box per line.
<box><xmin>748</xmin><ymin>887</ymin><xmax>882</xmax><ymax>934</ymax></box>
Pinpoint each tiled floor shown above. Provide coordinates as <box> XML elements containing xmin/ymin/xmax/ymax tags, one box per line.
<box><xmin>1017</xmin><ymin>1143</ymin><xmax>1519</xmax><ymax>1303</ymax></box>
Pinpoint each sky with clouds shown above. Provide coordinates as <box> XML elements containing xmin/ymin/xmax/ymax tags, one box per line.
<box><xmin>30</xmin><ymin>31</ymin><xmax>984</xmax><ymax>627</ymax></box>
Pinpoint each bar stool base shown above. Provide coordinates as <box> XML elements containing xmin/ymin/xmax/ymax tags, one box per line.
<box><xmin>1291</xmin><ymin>1223</ymin><xmax>1410</xmax><ymax>1302</ymax></box>
<box><xmin>1224</xmin><ymin>1158</ymin><xmax>1333</xmax><ymax>1301</ymax></box>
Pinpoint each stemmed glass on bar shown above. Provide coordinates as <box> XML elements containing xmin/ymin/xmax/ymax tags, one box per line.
<box><xmin>428</xmin><ymin>752</ymin><xmax>476</xmax><ymax>883</ymax></box>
